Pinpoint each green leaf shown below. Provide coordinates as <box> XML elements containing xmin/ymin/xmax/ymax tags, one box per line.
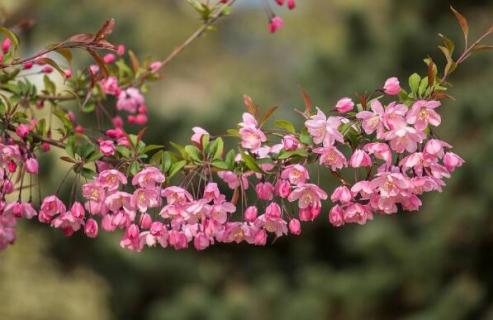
<box><xmin>168</xmin><ymin>160</ymin><xmax>187</xmax><ymax>179</ymax></box>
<box><xmin>278</xmin><ymin>148</ymin><xmax>308</xmax><ymax>160</ymax></box>
<box><xmin>225</xmin><ymin>149</ymin><xmax>236</xmax><ymax>169</ymax></box>
<box><xmin>299</xmin><ymin>128</ymin><xmax>313</xmax><ymax>145</ymax></box>
<box><xmin>142</xmin><ymin>144</ymin><xmax>163</xmax><ymax>154</ymax></box>
<box><xmin>408</xmin><ymin>73</ymin><xmax>421</xmax><ymax>94</ymax></box>
<box><xmin>212</xmin><ymin>160</ymin><xmax>229</xmax><ymax>170</ymax></box>
<box><xmin>185</xmin><ymin>145</ymin><xmax>201</xmax><ymax>162</ymax></box>
<box><xmin>241</xmin><ymin>152</ymin><xmax>264</xmax><ymax>174</ymax></box>
<box><xmin>275</xmin><ymin>119</ymin><xmax>296</xmax><ymax>133</ymax></box>
<box><xmin>43</xmin><ymin>75</ymin><xmax>56</xmax><ymax>95</ymax></box>
<box><xmin>169</xmin><ymin>142</ymin><xmax>187</xmax><ymax>159</ymax></box>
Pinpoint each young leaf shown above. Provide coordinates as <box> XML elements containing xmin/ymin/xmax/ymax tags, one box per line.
<box><xmin>259</xmin><ymin>106</ymin><xmax>278</xmax><ymax>127</ymax></box>
<box><xmin>301</xmin><ymin>88</ymin><xmax>313</xmax><ymax>115</ymax></box>
<box><xmin>243</xmin><ymin>95</ymin><xmax>258</xmax><ymax>117</ymax></box>
<box><xmin>241</xmin><ymin>152</ymin><xmax>264</xmax><ymax>174</ymax></box>
<box><xmin>450</xmin><ymin>6</ymin><xmax>469</xmax><ymax>45</ymax></box>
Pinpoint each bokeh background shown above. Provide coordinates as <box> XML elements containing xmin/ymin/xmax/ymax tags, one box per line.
<box><xmin>1</xmin><ymin>0</ymin><xmax>493</xmax><ymax>319</ymax></box>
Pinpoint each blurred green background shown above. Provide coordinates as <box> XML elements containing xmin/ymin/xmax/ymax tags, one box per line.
<box><xmin>1</xmin><ymin>0</ymin><xmax>493</xmax><ymax>319</ymax></box>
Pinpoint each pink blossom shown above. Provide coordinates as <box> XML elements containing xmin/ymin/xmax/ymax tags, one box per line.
<box><xmin>288</xmin><ymin>183</ymin><xmax>328</xmax><ymax>209</ymax></box>
<box><xmin>269</xmin><ymin>16</ymin><xmax>284</xmax><ymax>33</ymax></box>
<box><xmin>4</xmin><ymin>202</ymin><xmax>37</xmax><ymax>219</ymax></box>
<box><xmin>117</xmin><ymin>88</ymin><xmax>144</xmax><ymax>113</ymax></box>
<box><xmin>424</xmin><ymin>139</ymin><xmax>451</xmax><ymax>157</ymax></box>
<box><xmin>150</xmin><ymin>61</ymin><xmax>162</xmax><ymax>73</ymax></box>
<box><xmin>275</xmin><ymin>179</ymin><xmax>291</xmax><ymax>198</ymax></box>
<box><xmin>191</xmin><ymin>127</ymin><xmax>209</xmax><ymax>146</ymax></box>
<box><xmin>335</xmin><ymin>97</ymin><xmax>354</xmax><ymax>113</ymax></box>
<box><xmin>245</xmin><ymin>206</ymin><xmax>258</xmax><ymax>222</ymax></box>
<box><xmin>349</xmin><ymin>149</ymin><xmax>372</xmax><ymax>168</ymax></box>
<box><xmin>101</xmin><ymin>76</ymin><xmax>121</xmax><ymax>96</ymax></box>
<box><xmin>132</xmin><ymin>167</ymin><xmax>165</xmax><ymax>188</ymax></box>
<box><xmin>443</xmin><ymin>152</ymin><xmax>465</xmax><ymax>172</ymax></box>
<box><xmin>330</xmin><ymin>186</ymin><xmax>353</xmax><ymax>203</ymax></box>
<box><xmin>383</xmin><ymin>77</ymin><xmax>401</xmax><ymax>95</ymax></box>
<box><xmin>305</xmin><ymin>108</ymin><xmax>344</xmax><ymax>146</ymax></box>
<box><xmin>39</xmin><ymin>195</ymin><xmax>66</xmax><ymax>223</ymax></box>
<box><xmin>344</xmin><ymin>203</ymin><xmax>373</xmax><ymax>225</ymax></box>
<box><xmin>287</xmin><ymin>0</ymin><xmax>296</xmax><ymax>9</ymax></box>
<box><xmin>161</xmin><ymin>186</ymin><xmax>193</xmax><ymax>205</ymax></box>
<box><xmin>298</xmin><ymin>204</ymin><xmax>321</xmax><ymax>221</ymax></box>
<box><xmin>104</xmin><ymin>191</ymin><xmax>134</xmax><ymax>214</ymax></box>
<box><xmin>194</xmin><ymin>233</ymin><xmax>210</xmax><ymax>250</ymax></box>
<box><xmin>356</xmin><ymin>100</ymin><xmax>386</xmax><ymax>137</ymax></box>
<box><xmin>255</xmin><ymin>182</ymin><xmax>275</xmax><ymax>201</ymax></box>
<box><xmin>364</xmin><ymin>143</ymin><xmax>392</xmax><ymax>164</ymax></box>
<box><xmin>238</xmin><ymin>113</ymin><xmax>266</xmax><ymax>152</ymax></box>
<box><xmin>406</xmin><ymin>100</ymin><xmax>441</xmax><ymax>131</ymax></box>
<box><xmin>99</xmin><ymin>140</ymin><xmax>115</xmax><ymax>157</ymax></box>
<box><xmin>217</xmin><ymin>171</ymin><xmax>248</xmax><ymax>190</ymax></box>
<box><xmin>97</xmin><ymin>169</ymin><xmax>127</xmax><ymax>191</ymax></box>
<box><xmin>103</xmin><ymin>53</ymin><xmax>116</xmax><ymax>64</ymax></box>
<box><xmin>281</xmin><ymin>164</ymin><xmax>309</xmax><ymax>185</ymax></box>
<box><xmin>133</xmin><ymin>188</ymin><xmax>161</xmax><ymax>212</ymax></box>
<box><xmin>313</xmin><ymin>146</ymin><xmax>347</xmax><ymax>171</ymax></box>
<box><xmin>385</xmin><ymin>124</ymin><xmax>425</xmax><ymax>153</ymax></box>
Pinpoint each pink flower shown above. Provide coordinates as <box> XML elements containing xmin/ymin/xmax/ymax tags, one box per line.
<box><xmin>281</xmin><ymin>164</ymin><xmax>309</xmax><ymax>185</ymax></box>
<box><xmin>97</xmin><ymin>169</ymin><xmax>127</xmax><ymax>191</ymax></box>
<box><xmin>238</xmin><ymin>113</ymin><xmax>267</xmax><ymax>152</ymax></box>
<box><xmin>288</xmin><ymin>218</ymin><xmax>301</xmax><ymax>235</ymax></box>
<box><xmin>330</xmin><ymin>186</ymin><xmax>352</xmax><ymax>203</ymax></box>
<box><xmin>16</xmin><ymin>124</ymin><xmax>31</xmax><ymax>139</ymax></box>
<box><xmin>364</xmin><ymin>143</ymin><xmax>392</xmax><ymax>164</ymax></box>
<box><xmin>255</xmin><ymin>182</ymin><xmax>275</xmax><ymax>201</ymax></box>
<box><xmin>424</xmin><ymin>139</ymin><xmax>451</xmax><ymax>157</ymax></box>
<box><xmin>82</xmin><ymin>182</ymin><xmax>106</xmax><ymax>202</ymax></box>
<box><xmin>275</xmin><ymin>179</ymin><xmax>291</xmax><ymax>198</ymax></box>
<box><xmin>351</xmin><ymin>181</ymin><xmax>374</xmax><ymax>199</ymax></box>
<box><xmin>298</xmin><ymin>204</ymin><xmax>321</xmax><ymax>221</ymax></box>
<box><xmin>161</xmin><ymin>186</ymin><xmax>193</xmax><ymax>205</ymax></box>
<box><xmin>349</xmin><ymin>149</ymin><xmax>372</xmax><ymax>168</ymax></box>
<box><xmin>443</xmin><ymin>152</ymin><xmax>464</xmax><ymax>172</ymax></box>
<box><xmin>194</xmin><ymin>233</ymin><xmax>210</xmax><ymax>250</ymax></box>
<box><xmin>39</xmin><ymin>195</ymin><xmax>66</xmax><ymax>223</ymax></box>
<box><xmin>117</xmin><ymin>88</ymin><xmax>144</xmax><ymax>113</ymax></box>
<box><xmin>104</xmin><ymin>191</ymin><xmax>134</xmax><ymax>213</ymax></box>
<box><xmin>335</xmin><ymin>97</ymin><xmax>354</xmax><ymax>113</ymax></box>
<box><xmin>313</xmin><ymin>146</ymin><xmax>347</xmax><ymax>171</ymax></box>
<box><xmin>99</xmin><ymin>140</ymin><xmax>115</xmax><ymax>157</ymax></box>
<box><xmin>4</xmin><ymin>202</ymin><xmax>37</xmax><ymax>219</ymax></box>
<box><xmin>282</xmin><ymin>135</ymin><xmax>299</xmax><ymax>151</ymax></box>
<box><xmin>245</xmin><ymin>206</ymin><xmax>258</xmax><ymax>222</ymax></box>
<box><xmin>25</xmin><ymin>158</ymin><xmax>39</xmax><ymax>174</ymax></box>
<box><xmin>383</xmin><ymin>77</ymin><xmax>401</xmax><ymax>96</ymax></box>
<box><xmin>132</xmin><ymin>167</ymin><xmax>165</xmax><ymax>188</ymax></box>
<box><xmin>344</xmin><ymin>203</ymin><xmax>373</xmax><ymax>225</ymax></box>
<box><xmin>305</xmin><ymin>108</ymin><xmax>344</xmax><ymax>146</ymax></box>
<box><xmin>356</xmin><ymin>100</ymin><xmax>386</xmax><ymax>137</ymax></box>
<box><xmin>133</xmin><ymin>188</ymin><xmax>161</xmax><ymax>212</ymax></box>
<box><xmin>406</xmin><ymin>100</ymin><xmax>441</xmax><ymax>131</ymax></box>
<box><xmin>328</xmin><ymin>205</ymin><xmax>345</xmax><ymax>227</ymax></box>
<box><xmin>191</xmin><ymin>127</ymin><xmax>209</xmax><ymax>147</ymax></box>
<box><xmin>269</xmin><ymin>16</ymin><xmax>284</xmax><ymax>33</ymax></box>
<box><xmin>385</xmin><ymin>124</ymin><xmax>425</xmax><ymax>153</ymax></box>
<box><xmin>150</xmin><ymin>61</ymin><xmax>162</xmax><ymax>73</ymax></box>
<box><xmin>288</xmin><ymin>183</ymin><xmax>328</xmax><ymax>209</ymax></box>
<box><xmin>101</xmin><ymin>76</ymin><xmax>121</xmax><ymax>96</ymax></box>
<box><xmin>217</xmin><ymin>171</ymin><xmax>249</xmax><ymax>190</ymax></box>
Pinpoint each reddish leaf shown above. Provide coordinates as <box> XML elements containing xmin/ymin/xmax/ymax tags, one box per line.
<box><xmin>68</xmin><ymin>33</ymin><xmax>94</xmax><ymax>43</ymax></box>
<box><xmin>450</xmin><ymin>6</ymin><xmax>469</xmax><ymax>44</ymax></box>
<box><xmin>300</xmin><ymin>88</ymin><xmax>312</xmax><ymax>115</ymax></box>
<box><xmin>243</xmin><ymin>95</ymin><xmax>258</xmax><ymax>117</ymax></box>
<box><xmin>95</xmin><ymin>18</ymin><xmax>116</xmax><ymax>41</ymax></box>
<box><xmin>259</xmin><ymin>106</ymin><xmax>278</xmax><ymax>127</ymax></box>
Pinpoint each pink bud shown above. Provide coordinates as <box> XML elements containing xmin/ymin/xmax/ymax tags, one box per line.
<box><xmin>42</xmin><ymin>66</ymin><xmax>53</xmax><ymax>74</ymax></box>
<box><xmin>103</xmin><ymin>53</ymin><xmax>116</xmax><ymax>64</ymax></box>
<box><xmin>287</xmin><ymin>0</ymin><xmax>296</xmax><ymax>10</ymax></box>
<box><xmin>330</xmin><ymin>185</ymin><xmax>352</xmax><ymax>203</ymax></box>
<box><xmin>265</xmin><ymin>202</ymin><xmax>282</xmax><ymax>218</ymax></box>
<box><xmin>7</xmin><ymin>161</ymin><xmax>16</xmax><ymax>173</ymax></box>
<box><xmin>75</xmin><ymin>125</ymin><xmax>85</xmax><ymax>134</ymax></box>
<box><xmin>139</xmin><ymin>213</ymin><xmax>153</xmax><ymax>229</ymax></box>
<box><xmin>2</xmin><ymin>38</ymin><xmax>11</xmax><ymax>54</ymax></box>
<box><xmin>25</xmin><ymin>158</ymin><xmax>39</xmax><ymax>174</ymax></box>
<box><xmin>70</xmin><ymin>202</ymin><xmax>85</xmax><ymax>219</ymax></box>
<box><xmin>116</xmin><ymin>44</ymin><xmax>125</xmax><ymax>56</ymax></box>
<box><xmin>64</xmin><ymin>69</ymin><xmax>72</xmax><ymax>78</ymax></box>
<box><xmin>112</xmin><ymin>116</ymin><xmax>124</xmax><ymax>128</ymax></box>
<box><xmin>288</xmin><ymin>218</ymin><xmax>301</xmax><ymax>235</ymax></box>
<box><xmin>245</xmin><ymin>206</ymin><xmax>258</xmax><ymax>222</ymax></box>
<box><xmin>383</xmin><ymin>77</ymin><xmax>401</xmax><ymax>96</ymax></box>
<box><xmin>23</xmin><ymin>61</ymin><xmax>34</xmax><ymax>69</ymax></box>
<box><xmin>349</xmin><ymin>149</ymin><xmax>372</xmax><ymax>168</ymax></box>
<box><xmin>282</xmin><ymin>134</ymin><xmax>299</xmax><ymax>151</ymax></box>
<box><xmin>275</xmin><ymin>0</ymin><xmax>285</xmax><ymax>5</ymax></box>
<box><xmin>150</xmin><ymin>61</ymin><xmax>162</xmax><ymax>73</ymax></box>
<box><xmin>84</xmin><ymin>218</ymin><xmax>99</xmax><ymax>238</ymax></box>
<box><xmin>275</xmin><ymin>179</ymin><xmax>291</xmax><ymax>198</ymax></box>
<box><xmin>255</xmin><ymin>182</ymin><xmax>274</xmax><ymax>201</ymax></box>
<box><xmin>328</xmin><ymin>205</ymin><xmax>345</xmax><ymax>227</ymax></box>
<box><xmin>335</xmin><ymin>97</ymin><xmax>354</xmax><ymax>113</ymax></box>
<box><xmin>443</xmin><ymin>152</ymin><xmax>465</xmax><ymax>172</ymax></box>
<box><xmin>41</xmin><ymin>142</ymin><xmax>50</xmax><ymax>152</ymax></box>
<box><xmin>269</xmin><ymin>16</ymin><xmax>284</xmax><ymax>33</ymax></box>
<box><xmin>15</xmin><ymin>124</ymin><xmax>31</xmax><ymax>138</ymax></box>
<box><xmin>99</xmin><ymin>140</ymin><xmax>116</xmax><ymax>157</ymax></box>
<box><xmin>134</xmin><ymin>114</ymin><xmax>148</xmax><ymax>125</ymax></box>
<box><xmin>193</xmin><ymin>233</ymin><xmax>210</xmax><ymax>250</ymax></box>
